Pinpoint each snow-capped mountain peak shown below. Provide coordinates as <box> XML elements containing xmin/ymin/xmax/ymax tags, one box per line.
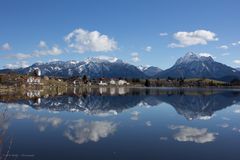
<box><xmin>2</xmin><ymin>53</ymin><xmax>239</xmax><ymax>81</ymax></box>
<box><xmin>156</xmin><ymin>52</ymin><xmax>240</xmax><ymax>81</ymax></box>
<box><xmin>138</xmin><ymin>65</ymin><xmax>162</xmax><ymax>77</ymax></box>
<box><xmin>67</xmin><ymin>60</ymin><xmax>79</xmax><ymax>64</ymax></box>
<box><xmin>138</xmin><ymin>65</ymin><xmax>150</xmax><ymax>71</ymax></box>
<box><xmin>4</xmin><ymin>56</ymin><xmax>145</xmax><ymax>78</ymax></box>
<box><xmin>85</xmin><ymin>56</ymin><xmax>122</xmax><ymax>64</ymax></box>
<box><xmin>175</xmin><ymin>52</ymin><xmax>214</xmax><ymax>66</ymax></box>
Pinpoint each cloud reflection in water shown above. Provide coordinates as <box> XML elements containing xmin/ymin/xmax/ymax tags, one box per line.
<box><xmin>64</xmin><ymin>119</ymin><xmax>117</xmax><ymax>144</ymax></box>
<box><xmin>169</xmin><ymin>125</ymin><xmax>218</xmax><ymax>144</ymax></box>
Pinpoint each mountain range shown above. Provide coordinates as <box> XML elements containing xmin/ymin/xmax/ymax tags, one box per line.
<box><xmin>1</xmin><ymin>52</ymin><xmax>240</xmax><ymax>81</ymax></box>
<box><xmin>156</xmin><ymin>52</ymin><xmax>240</xmax><ymax>81</ymax></box>
<box><xmin>0</xmin><ymin>56</ymin><xmax>147</xmax><ymax>78</ymax></box>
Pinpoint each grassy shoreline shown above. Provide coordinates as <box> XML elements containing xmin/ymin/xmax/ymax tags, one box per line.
<box><xmin>1</xmin><ymin>84</ymin><xmax>240</xmax><ymax>95</ymax></box>
<box><xmin>1</xmin><ymin>73</ymin><xmax>240</xmax><ymax>95</ymax></box>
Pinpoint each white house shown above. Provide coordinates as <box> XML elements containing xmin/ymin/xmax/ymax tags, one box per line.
<box><xmin>99</xmin><ymin>81</ymin><xmax>108</xmax><ymax>86</ymax></box>
<box><xmin>118</xmin><ymin>80</ymin><xmax>129</xmax><ymax>86</ymax></box>
<box><xmin>109</xmin><ymin>79</ymin><xmax>116</xmax><ymax>85</ymax></box>
<box><xmin>27</xmin><ymin>77</ymin><xmax>34</xmax><ymax>83</ymax></box>
<box><xmin>27</xmin><ymin>77</ymin><xmax>41</xmax><ymax>85</ymax></box>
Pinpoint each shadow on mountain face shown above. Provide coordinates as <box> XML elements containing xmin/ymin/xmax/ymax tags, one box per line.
<box><xmin>1</xmin><ymin>88</ymin><xmax>240</xmax><ymax>120</ymax></box>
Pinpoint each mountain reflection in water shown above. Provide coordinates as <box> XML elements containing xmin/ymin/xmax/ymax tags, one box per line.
<box><xmin>0</xmin><ymin>87</ymin><xmax>240</xmax><ymax>160</ymax></box>
<box><xmin>1</xmin><ymin>87</ymin><xmax>240</xmax><ymax>120</ymax></box>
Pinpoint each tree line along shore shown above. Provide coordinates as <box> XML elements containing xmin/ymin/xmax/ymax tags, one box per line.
<box><xmin>1</xmin><ymin>73</ymin><xmax>240</xmax><ymax>93</ymax></box>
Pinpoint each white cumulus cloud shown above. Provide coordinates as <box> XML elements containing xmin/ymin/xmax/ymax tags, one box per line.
<box><xmin>48</xmin><ymin>59</ymin><xmax>60</xmax><ymax>62</ymax></box>
<box><xmin>3</xmin><ymin>44</ymin><xmax>63</xmax><ymax>60</ymax></box>
<box><xmin>33</xmin><ymin>45</ymin><xmax>63</xmax><ymax>56</ymax></box>
<box><xmin>38</xmin><ymin>40</ymin><xmax>48</xmax><ymax>48</ymax></box>
<box><xmin>159</xmin><ymin>32</ymin><xmax>168</xmax><ymax>36</ymax></box>
<box><xmin>168</xmin><ymin>29</ymin><xmax>218</xmax><ymax>48</ymax></box>
<box><xmin>5</xmin><ymin>53</ymin><xmax>32</xmax><ymax>60</ymax></box>
<box><xmin>222</xmin><ymin>53</ymin><xmax>230</xmax><ymax>56</ymax></box>
<box><xmin>233</xmin><ymin>60</ymin><xmax>240</xmax><ymax>65</ymax></box>
<box><xmin>218</xmin><ymin>45</ymin><xmax>228</xmax><ymax>49</ymax></box>
<box><xmin>199</xmin><ymin>52</ymin><xmax>216</xmax><ymax>59</ymax></box>
<box><xmin>1</xmin><ymin>43</ymin><xmax>11</xmax><ymax>50</ymax></box>
<box><xmin>64</xmin><ymin>28</ymin><xmax>117</xmax><ymax>53</ymax></box>
<box><xmin>4</xmin><ymin>61</ymin><xmax>29</xmax><ymax>69</ymax></box>
<box><xmin>131</xmin><ymin>52</ymin><xmax>140</xmax><ymax>62</ymax></box>
<box><xmin>231</xmin><ymin>41</ymin><xmax>240</xmax><ymax>46</ymax></box>
<box><xmin>168</xmin><ymin>43</ymin><xmax>185</xmax><ymax>48</ymax></box>
<box><xmin>145</xmin><ymin>46</ymin><xmax>152</xmax><ymax>52</ymax></box>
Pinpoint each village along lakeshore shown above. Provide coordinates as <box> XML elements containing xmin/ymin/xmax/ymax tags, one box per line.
<box><xmin>1</xmin><ymin>67</ymin><xmax>240</xmax><ymax>97</ymax></box>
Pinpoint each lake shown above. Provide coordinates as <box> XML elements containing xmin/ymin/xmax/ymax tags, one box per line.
<box><xmin>0</xmin><ymin>87</ymin><xmax>240</xmax><ymax>160</ymax></box>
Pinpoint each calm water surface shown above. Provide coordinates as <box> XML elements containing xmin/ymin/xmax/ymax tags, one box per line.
<box><xmin>0</xmin><ymin>88</ymin><xmax>240</xmax><ymax>160</ymax></box>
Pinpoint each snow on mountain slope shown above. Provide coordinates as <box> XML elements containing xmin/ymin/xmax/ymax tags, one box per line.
<box><xmin>2</xmin><ymin>56</ymin><xmax>145</xmax><ymax>78</ymax></box>
<box><xmin>138</xmin><ymin>65</ymin><xmax>162</xmax><ymax>77</ymax></box>
<box><xmin>156</xmin><ymin>52</ymin><xmax>240</xmax><ymax>81</ymax></box>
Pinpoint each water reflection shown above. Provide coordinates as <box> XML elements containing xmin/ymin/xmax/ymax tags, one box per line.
<box><xmin>64</xmin><ymin>120</ymin><xmax>117</xmax><ymax>144</ymax></box>
<box><xmin>169</xmin><ymin>125</ymin><xmax>218</xmax><ymax>143</ymax></box>
<box><xmin>131</xmin><ymin>111</ymin><xmax>140</xmax><ymax>121</ymax></box>
<box><xmin>1</xmin><ymin>88</ymin><xmax>240</xmax><ymax>159</ymax></box>
<box><xmin>1</xmin><ymin>88</ymin><xmax>240</xmax><ymax>120</ymax></box>
<box><xmin>0</xmin><ymin>106</ymin><xmax>12</xmax><ymax>159</ymax></box>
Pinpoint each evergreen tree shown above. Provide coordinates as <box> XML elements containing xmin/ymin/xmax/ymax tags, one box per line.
<box><xmin>82</xmin><ymin>75</ymin><xmax>88</xmax><ymax>84</ymax></box>
<box><xmin>145</xmin><ymin>79</ymin><xmax>150</xmax><ymax>87</ymax></box>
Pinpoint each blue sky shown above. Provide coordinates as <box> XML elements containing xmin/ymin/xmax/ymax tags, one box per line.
<box><xmin>0</xmin><ymin>0</ymin><xmax>240</xmax><ymax>69</ymax></box>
